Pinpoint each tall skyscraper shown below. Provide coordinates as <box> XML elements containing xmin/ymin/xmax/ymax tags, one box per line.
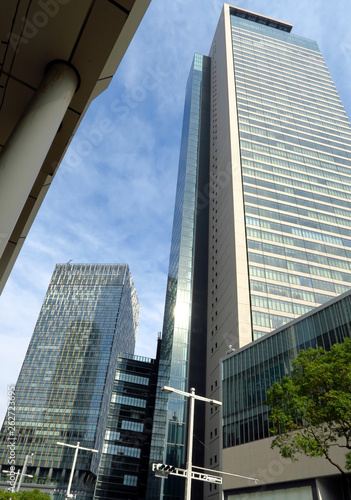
<box><xmin>146</xmin><ymin>53</ymin><xmax>211</xmax><ymax>500</ymax></box>
<box><xmin>0</xmin><ymin>263</ymin><xmax>139</xmax><ymax>499</ymax></box>
<box><xmin>148</xmin><ymin>4</ymin><xmax>351</xmax><ymax>500</ymax></box>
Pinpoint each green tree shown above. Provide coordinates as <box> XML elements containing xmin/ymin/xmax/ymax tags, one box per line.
<box><xmin>265</xmin><ymin>338</ymin><xmax>351</xmax><ymax>483</ymax></box>
<box><xmin>0</xmin><ymin>489</ymin><xmax>51</xmax><ymax>500</ymax></box>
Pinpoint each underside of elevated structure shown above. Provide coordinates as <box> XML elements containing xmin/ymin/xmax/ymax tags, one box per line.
<box><xmin>0</xmin><ymin>0</ymin><xmax>151</xmax><ymax>293</ymax></box>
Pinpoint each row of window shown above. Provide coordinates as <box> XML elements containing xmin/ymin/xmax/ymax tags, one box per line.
<box><xmin>234</xmin><ymin>56</ymin><xmax>339</xmax><ymax>112</ymax></box>
<box><xmin>249</xmin><ymin>264</ymin><xmax>349</xmax><ymax>294</ymax></box>
<box><xmin>246</xmin><ymin>227</ymin><xmax>351</xmax><ymax>261</ymax></box>
<box><xmin>232</xmin><ymin>34</ymin><xmax>329</xmax><ymax>82</ymax></box>
<box><xmin>237</xmin><ymin>102</ymin><xmax>350</xmax><ymax>147</ymax></box>
<box><xmin>239</xmin><ymin>123</ymin><xmax>351</xmax><ymax>160</ymax></box>
<box><xmin>243</xmin><ymin>164</ymin><xmax>351</xmax><ymax>204</ymax></box>
<box><xmin>231</xmin><ymin>22</ymin><xmax>321</xmax><ymax>59</ymax></box>
<box><xmin>115</xmin><ymin>372</ymin><xmax>149</xmax><ymax>386</ymax></box>
<box><xmin>237</xmin><ymin>94</ymin><xmax>348</xmax><ymax>134</ymax></box>
<box><xmin>240</xmin><ymin>132</ymin><xmax>351</xmax><ymax>168</ymax></box>
<box><xmin>243</xmin><ymin>174</ymin><xmax>351</xmax><ymax>213</ymax></box>
<box><xmin>235</xmin><ymin>68</ymin><xmax>343</xmax><ymax>124</ymax></box>
<box><xmin>252</xmin><ymin>310</ymin><xmax>292</xmax><ymax>329</ymax></box>
<box><xmin>235</xmin><ymin>70</ymin><xmax>340</xmax><ymax>112</ymax></box>
<box><xmin>111</xmin><ymin>394</ymin><xmax>146</xmax><ymax>408</ymax></box>
<box><xmin>235</xmin><ymin>69</ymin><xmax>341</xmax><ymax>116</ymax></box>
<box><xmin>123</xmin><ymin>475</ymin><xmax>138</xmax><ymax>486</ymax></box>
<box><xmin>121</xmin><ymin>420</ymin><xmax>144</xmax><ymax>432</ymax></box>
<box><xmin>105</xmin><ymin>430</ymin><xmax>120</xmax><ymax>441</ymax></box>
<box><xmin>246</xmin><ymin>203</ymin><xmax>351</xmax><ymax>239</ymax></box>
<box><xmin>236</xmin><ymin>85</ymin><xmax>345</xmax><ymax>128</ymax></box>
<box><xmin>252</xmin><ymin>294</ymin><xmax>315</xmax><ymax>315</ymax></box>
<box><xmin>248</xmin><ymin>250</ymin><xmax>351</xmax><ymax>283</ymax></box>
<box><xmin>250</xmin><ymin>279</ymin><xmax>333</xmax><ymax>304</ymax></box>
<box><xmin>102</xmin><ymin>443</ymin><xmax>141</xmax><ymax>458</ymax></box>
<box><xmin>246</xmin><ymin>214</ymin><xmax>345</xmax><ymax>247</ymax></box>
<box><xmin>232</xmin><ymin>17</ymin><xmax>318</xmax><ymax>51</ymax></box>
<box><xmin>239</xmin><ymin>117</ymin><xmax>350</xmax><ymax>151</ymax></box>
<box><xmin>248</xmin><ymin>239</ymin><xmax>351</xmax><ymax>272</ymax></box>
<box><xmin>239</xmin><ymin>114</ymin><xmax>350</xmax><ymax>152</ymax></box>
<box><xmin>245</xmin><ymin>194</ymin><xmax>351</xmax><ymax>233</ymax></box>
<box><xmin>238</xmin><ymin>103</ymin><xmax>351</xmax><ymax>140</ymax></box>
<box><xmin>242</xmin><ymin>148</ymin><xmax>351</xmax><ymax>183</ymax></box>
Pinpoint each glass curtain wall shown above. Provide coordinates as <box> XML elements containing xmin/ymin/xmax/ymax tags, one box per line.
<box><xmin>222</xmin><ymin>290</ymin><xmax>351</xmax><ymax>448</ymax></box>
<box><xmin>146</xmin><ymin>54</ymin><xmax>210</xmax><ymax>500</ymax></box>
<box><xmin>0</xmin><ymin>264</ymin><xmax>139</xmax><ymax>496</ymax></box>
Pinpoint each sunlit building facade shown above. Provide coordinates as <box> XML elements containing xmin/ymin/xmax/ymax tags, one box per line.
<box><xmin>146</xmin><ymin>54</ymin><xmax>211</xmax><ymax>500</ymax></box>
<box><xmin>0</xmin><ymin>263</ymin><xmax>139</xmax><ymax>499</ymax></box>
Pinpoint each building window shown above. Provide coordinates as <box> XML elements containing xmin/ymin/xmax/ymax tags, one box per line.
<box><xmin>123</xmin><ymin>475</ymin><xmax>138</xmax><ymax>486</ymax></box>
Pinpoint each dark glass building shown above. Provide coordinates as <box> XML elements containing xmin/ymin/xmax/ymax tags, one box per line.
<box><xmin>94</xmin><ymin>346</ymin><xmax>160</xmax><ymax>500</ymax></box>
<box><xmin>0</xmin><ymin>263</ymin><xmax>139</xmax><ymax>499</ymax></box>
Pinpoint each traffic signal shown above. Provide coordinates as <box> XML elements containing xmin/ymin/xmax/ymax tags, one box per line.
<box><xmin>152</xmin><ymin>463</ymin><xmax>177</xmax><ymax>478</ymax></box>
<box><xmin>159</xmin><ymin>464</ymin><xmax>176</xmax><ymax>472</ymax></box>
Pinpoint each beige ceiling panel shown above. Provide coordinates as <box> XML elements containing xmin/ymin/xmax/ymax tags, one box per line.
<box><xmin>69</xmin><ymin>1</ymin><xmax>128</xmax><ymax>113</ymax></box>
<box><xmin>0</xmin><ymin>79</ymin><xmax>35</xmax><ymax>146</ymax></box>
<box><xmin>114</xmin><ymin>0</ymin><xmax>136</xmax><ymax>11</ymax></box>
<box><xmin>9</xmin><ymin>0</ymin><xmax>91</xmax><ymax>89</ymax></box>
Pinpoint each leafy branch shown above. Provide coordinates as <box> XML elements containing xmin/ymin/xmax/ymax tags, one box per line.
<box><xmin>265</xmin><ymin>338</ymin><xmax>351</xmax><ymax>482</ymax></box>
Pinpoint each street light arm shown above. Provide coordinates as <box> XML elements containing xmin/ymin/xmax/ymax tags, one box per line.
<box><xmin>57</xmin><ymin>441</ymin><xmax>98</xmax><ymax>453</ymax></box>
<box><xmin>56</xmin><ymin>441</ymin><xmax>99</xmax><ymax>499</ymax></box>
<box><xmin>161</xmin><ymin>386</ymin><xmax>222</xmax><ymax>406</ymax></box>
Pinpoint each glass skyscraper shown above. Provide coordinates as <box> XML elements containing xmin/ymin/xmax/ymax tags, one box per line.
<box><xmin>146</xmin><ymin>54</ymin><xmax>211</xmax><ymax>500</ymax></box>
<box><xmin>148</xmin><ymin>5</ymin><xmax>351</xmax><ymax>500</ymax></box>
<box><xmin>0</xmin><ymin>263</ymin><xmax>139</xmax><ymax>499</ymax></box>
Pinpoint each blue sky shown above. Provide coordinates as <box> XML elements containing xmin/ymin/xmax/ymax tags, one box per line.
<box><xmin>0</xmin><ymin>0</ymin><xmax>350</xmax><ymax>421</ymax></box>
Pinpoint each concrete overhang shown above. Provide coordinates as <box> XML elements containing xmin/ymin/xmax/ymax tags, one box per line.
<box><xmin>0</xmin><ymin>0</ymin><xmax>151</xmax><ymax>293</ymax></box>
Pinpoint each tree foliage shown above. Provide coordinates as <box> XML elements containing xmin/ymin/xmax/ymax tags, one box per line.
<box><xmin>0</xmin><ymin>490</ymin><xmax>51</xmax><ymax>500</ymax></box>
<box><xmin>265</xmin><ymin>337</ymin><xmax>351</xmax><ymax>480</ymax></box>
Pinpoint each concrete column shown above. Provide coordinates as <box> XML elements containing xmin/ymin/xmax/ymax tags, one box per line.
<box><xmin>0</xmin><ymin>61</ymin><xmax>79</xmax><ymax>257</ymax></box>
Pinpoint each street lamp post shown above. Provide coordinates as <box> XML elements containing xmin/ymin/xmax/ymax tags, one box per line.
<box><xmin>2</xmin><ymin>469</ymin><xmax>33</xmax><ymax>492</ymax></box>
<box><xmin>161</xmin><ymin>386</ymin><xmax>222</xmax><ymax>500</ymax></box>
<box><xmin>17</xmin><ymin>453</ymin><xmax>34</xmax><ymax>491</ymax></box>
<box><xmin>57</xmin><ymin>442</ymin><xmax>99</xmax><ymax>499</ymax></box>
